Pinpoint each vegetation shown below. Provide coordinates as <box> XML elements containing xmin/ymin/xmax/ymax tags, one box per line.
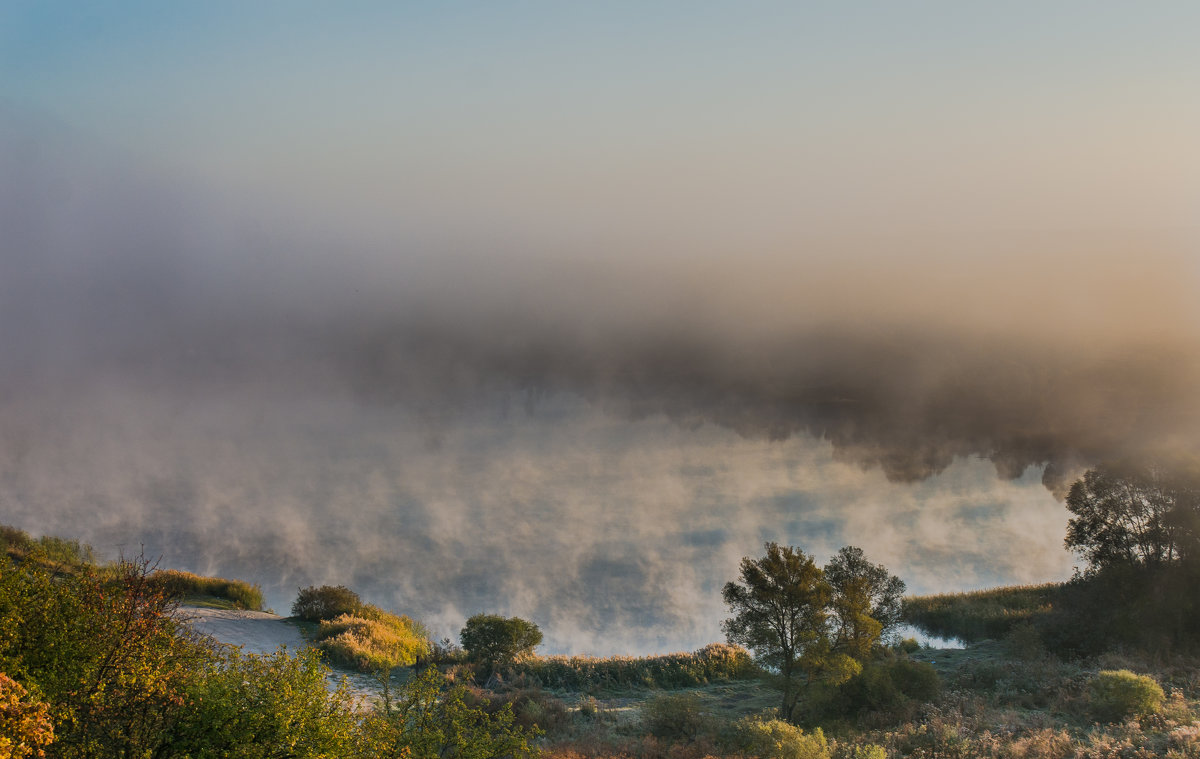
<box><xmin>731</xmin><ymin>716</ymin><xmax>830</xmax><ymax>759</ymax></box>
<box><xmin>1065</xmin><ymin>461</ymin><xmax>1200</xmax><ymax>570</ymax></box>
<box><xmin>0</xmin><ymin>673</ymin><xmax>54</xmax><ymax>759</ymax></box>
<box><xmin>314</xmin><ymin>605</ymin><xmax>431</xmax><ymax>671</ymax></box>
<box><xmin>149</xmin><ymin>568</ymin><xmax>265</xmax><ymax>610</ymax></box>
<box><xmin>0</xmin><ymin>531</ymin><xmax>544</xmax><ymax>758</ymax></box>
<box><xmin>1086</xmin><ymin>669</ymin><xmax>1166</xmax><ymax>723</ymax></box>
<box><xmin>292</xmin><ymin>584</ymin><xmax>363</xmax><ymax>621</ymax></box>
<box><xmin>16</xmin><ymin>457</ymin><xmax>1200</xmax><ymax>759</ymax></box>
<box><xmin>461</xmin><ymin>613</ymin><xmax>544</xmax><ymax>674</ymax></box>
<box><xmin>363</xmin><ymin>666</ymin><xmax>542</xmax><ymax>759</ymax></box>
<box><xmin>901</xmin><ymin>583</ymin><xmax>1062</xmax><ymax>643</ymax></box>
<box><xmin>722</xmin><ymin>543</ymin><xmax>900</xmax><ymax>721</ymax></box>
<box><xmin>505</xmin><ymin>643</ymin><xmax>756</xmax><ymax>690</ymax></box>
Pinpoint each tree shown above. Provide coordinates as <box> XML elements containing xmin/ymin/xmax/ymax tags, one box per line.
<box><xmin>460</xmin><ymin>614</ymin><xmax>543</xmax><ymax>673</ymax></box>
<box><xmin>722</xmin><ymin>543</ymin><xmax>834</xmax><ymax>722</ymax></box>
<box><xmin>824</xmin><ymin>546</ymin><xmax>906</xmax><ymax>654</ymax></box>
<box><xmin>1065</xmin><ymin>462</ymin><xmax>1200</xmax><ymax>572</ymax></box>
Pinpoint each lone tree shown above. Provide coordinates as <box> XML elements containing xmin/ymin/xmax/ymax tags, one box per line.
<box><xmin>723</xmin><ymin>542</ymin><xmax>902</xmax><ymax>721</ymax></box>
<box><xmin>1065</xmin><ymin>462</ymin><xmax>1200</xmax><ymax>572</ymax></box>
<box><xmin>723</xmin><ymin>543</ymin><xmax>833</xmax><ymax>721</ymax></box>
<box><xmin>460</xmin><ymin>614</ymin><xmax>542</xmax><ymax>673</ymax></box>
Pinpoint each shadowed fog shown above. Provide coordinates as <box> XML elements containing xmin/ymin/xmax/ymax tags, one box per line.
<box><xmin>2</xmin><ymin>109</ymin><xmax>1198</xmax><ymax>653</ymax></box>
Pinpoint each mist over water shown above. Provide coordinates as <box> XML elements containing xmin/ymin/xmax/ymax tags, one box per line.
<box><xmin>3</xmin><ymin>6</ymin><xmax>1199</xmax><ymax>654</ymax></box>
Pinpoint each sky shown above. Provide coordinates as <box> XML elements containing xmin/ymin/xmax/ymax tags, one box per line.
<box><xmin>1</xmin><ymin>3</ymin><xmax>1198</xmax><ymax>653</ymax></box>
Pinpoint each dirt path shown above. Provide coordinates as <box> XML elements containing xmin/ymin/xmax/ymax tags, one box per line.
<box><xmin>180</xmin><ymin>607</ymin><xmax>309</xmax><ymax>655</ymax></box>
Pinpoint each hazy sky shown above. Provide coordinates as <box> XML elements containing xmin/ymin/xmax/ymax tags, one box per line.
<box><xmin>2</xmin><ymin>3</ymin><xmax>1198</xmax><ymax>653</ymax></box>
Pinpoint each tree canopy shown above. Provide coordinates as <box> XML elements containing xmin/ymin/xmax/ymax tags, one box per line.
<box><xmin>1065</xmin><ymin>462</ymin><xmax>1200</xmax><ymax>571</ymax></box>
<box><xmin>722</xmin><ymin>542</ymin><xmax>901</xmax><ymax>721</ymax></box>
<box><xmin>460</xmin><ymin>614</ymin><xmax>543</xmax><ymax>673</ymax></box>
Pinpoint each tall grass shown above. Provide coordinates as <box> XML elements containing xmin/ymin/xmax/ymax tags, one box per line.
<box><xmin>506</xmin><ymin>642</ymin><xmax>757</xmax><ymax>690</ymax></box>
<box><xmin>1</xmin><ymin>524</ymin><xmax>97</xmax><ymax>567</ymax></box>
<box><xmin>902</xmin><ymin>583</ymin><xmax>1062</xmax><ymax>643</ymax></box>
<box><xmin>150</xmin><ymin>569</ymin><xmax>265</xmax><ymax>611</ymax></box>
<box><xmin>314</xmin><ymin>604</ymin><xmax>431</xmax><ymax>672</ymax></box>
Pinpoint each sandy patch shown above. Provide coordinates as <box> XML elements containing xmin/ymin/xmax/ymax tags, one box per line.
<box><xmin>179</xmin><ymin>606</ymin><xmax>309</xmax><ymax>655</ymax></box>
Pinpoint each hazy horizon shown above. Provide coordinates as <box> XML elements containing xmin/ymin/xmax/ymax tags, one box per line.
<box><xmin>2</xmin><ymin>3</ymin><xmax>1198</xmax><ymax>654</ymax></box>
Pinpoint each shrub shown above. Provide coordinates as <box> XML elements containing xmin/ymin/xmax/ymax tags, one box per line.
<box><xmin>0</xmin><ymin>673</ymin><xmax>55</xmax><ymax>759</ymax></box>
<box><xmin>362</xmin><ymin>667</ymin><xmax>541</xmax><ymax>759</ymax></box>
<box><xmin>469</xmin><ymin>687</ymin><xmax>571</xmax><ymax>734</ymax></box>
<box><xmin>642</xmin><ymin>693</ymin><xmax>711</xmax><ymax>740</ymax></box>
<box><xmin>1087</xmin><ymin>669</ymin><xmax>1164</xmax><ymax>722</ymax></box>
<box><xmin>151</xmin><ymin>569</ymin><xmax>264</xmax><ymax>610</ymax></box>
<box><xmin>897</xmin><ymin>637</ymin><xmax>921</xmax><ymax>654</ymax></box>
<box><xmin>732</xmin><ymin>717</ymin><xmax>830</xmax><ymax>759</ymax></box>
<box><xmin>460</xmin><ymin>614</ymin><xmax>543</xmax><ymax>671</ymax></box>
<box><xmin>314</xmin><ymin>605</ymin><xmax>430</xmax><ymax>672</ymax></box>
<box><xmin>171</xmin><ymin>646</ymin><xmax>363</xmax><ymax>758</ymax></box>
<box><xmin>816</xmin><ymin>658</ymin><xmax>940</xmax><ymax>719</ymax></box>
<box><xmin>848</xmin><ymin>745</ymin><xmax>887</xmax><ymax>759</ymax></box>
<box><xmin>291</xmin><ymin>584</ymin><xmax>362</xmax><ymax>621</ymax></box>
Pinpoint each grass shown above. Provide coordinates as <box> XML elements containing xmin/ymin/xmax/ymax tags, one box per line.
<box><xmin>503</xmin><ymin>643</ymin><xmax>758</xmax><ymax>691</ymax></box>
<box><xmin>902</xmin><ymin>583</ymin><xmax>1063</xmax><ymax>643</ymax></box>
<box><xmin>149</xmin><ymin>568</ymin><xmax>265</xmax><ymax>611</ymax></box>
<box><xmin>313</xmin><ymin>604</ymin><xmax>431</xmax><ymax>672</ymax></box>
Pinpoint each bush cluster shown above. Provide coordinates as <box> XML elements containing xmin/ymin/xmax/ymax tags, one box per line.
<box><xmin>508</xmin><ymin>642</ymin><xmax>756</xmax><ymax>690</ymax></box>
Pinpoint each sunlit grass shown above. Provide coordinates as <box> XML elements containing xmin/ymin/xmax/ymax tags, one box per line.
<box><xmin>314</xmin><ymin>604</ymin><xmax>431</xmax><ymax>672</ymax></box>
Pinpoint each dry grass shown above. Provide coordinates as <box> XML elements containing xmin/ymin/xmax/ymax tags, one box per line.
<box><xmin>507</xmin><ymin>643</ymin><xmax>757</xmax><ymax>691</ymax></box>
<box><xmin>315</xmin><ymin>604</ymin><xmax>430</xmax><ymax>672</ymax></box>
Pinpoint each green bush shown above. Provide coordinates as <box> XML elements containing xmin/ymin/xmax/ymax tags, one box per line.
<box><xmin>642</xmin><ymin>693</ymin><xmax>711</xmax><ymax>740</ymax></box>
<box><xmin>897</xmin><ymin>637</ymin><xmax>921</xmax><ymax>654</ymax></box>
<box><xmin>848</xmin><ymin>745</ymin><xmax>887</xmax><ymax>759</ymax></box>
<box><xmin>172</xmin><ymin>645</ymin><xmax>362</xmax><ymax>758</ymax></box>
<box><xmin>291</xmin><ymin>584</ymin><xmax>362</xmax><ymax>621</ymax></box>
<box><xmin>460</xmin><ymin>614</ymin><xmax>542</xmax><ymax>671</ymax></box>
<box><xmin>1086</xmin><ymin>669</ymin><xmax>1164</xmax><ymax>722</ymax></box>
<box><xmin>732</xmin><ymin>717</ymin><xmax>830</xmax><ymax>759</ymax></box>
